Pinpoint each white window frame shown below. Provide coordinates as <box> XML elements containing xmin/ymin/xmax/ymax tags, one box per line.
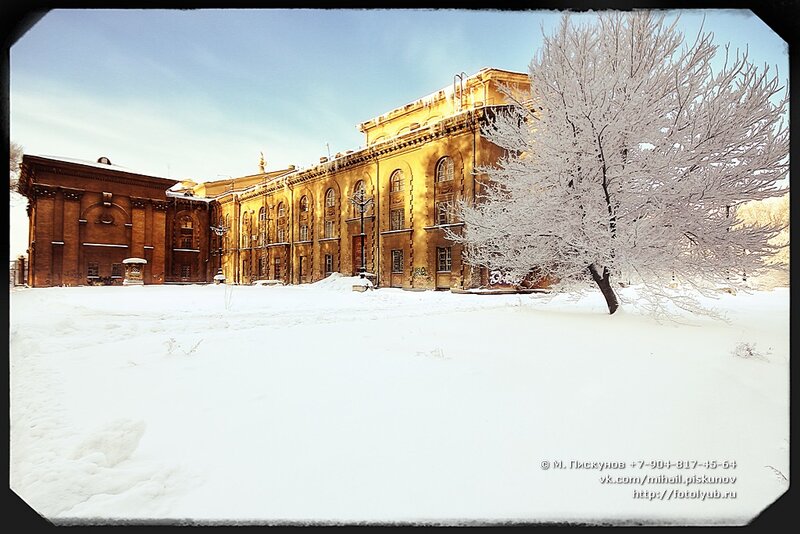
<box><xmin>391</xmin><ymin>250</ymin><xmax>404</xmax><ymax>273</ymax></box>
<box><xmin>437</xmin><ymin>247</ymin><xmax>452</xmax><ymax>272</ymax></box>
<box><xmin>390</xmin><ymin>209</ymin><xmax>404</xmax><ymax>231</ymax></box>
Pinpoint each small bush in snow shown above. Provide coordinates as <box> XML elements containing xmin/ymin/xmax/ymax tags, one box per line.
<box><xmin>731</xmin><ymin>342</ymin><xmax>771</xmax><ymax>362</ymax></box>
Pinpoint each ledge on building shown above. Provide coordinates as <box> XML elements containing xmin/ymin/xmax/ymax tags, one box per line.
<box><xmin>82</xmin><ymin>243</ymin><xmax>129</xmax><ymax>248</ymax></box>
<box><xmin>380</xmin><ymin>228</ymin><xmax>413</xmax><ymax>235</ymax></box>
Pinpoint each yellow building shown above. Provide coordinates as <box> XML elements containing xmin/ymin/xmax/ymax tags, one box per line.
<box><xmin>198</xmin><ymin>68</ymin><xmax>531</xmax><ymax>289</ymax></box>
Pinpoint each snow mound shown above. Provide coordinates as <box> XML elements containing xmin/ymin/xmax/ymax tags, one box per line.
<box><xmin>310</xmin><ymin>272</ymin><xmax>373</xmax><ymax>291</ymax></box>
<box><xmin>71</xmin><ymin>419</ymin><xmax>147</xmax><ymax>467</ymax></box>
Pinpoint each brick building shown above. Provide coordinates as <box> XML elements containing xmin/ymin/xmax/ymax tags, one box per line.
<box><xmin>18</xmin><ymin>155</ymin><xmax>212</xmax><ymax>286</ymax></box>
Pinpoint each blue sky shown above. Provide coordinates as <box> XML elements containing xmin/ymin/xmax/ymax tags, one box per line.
<box><xmin>10</xmin><ymin>8</ymin><xmax>788</xmax><ymax>183</ymax></box>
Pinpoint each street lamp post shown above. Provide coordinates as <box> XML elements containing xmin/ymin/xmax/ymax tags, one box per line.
<box><xmin>348</xmin><ymin>188</ymin><xmax>373</xmax><ymax>277</ymax></box>
<box><xmin>210</xmin><ymin>221</ymin><xmax>229</xmax><ymax>282</ymax></box>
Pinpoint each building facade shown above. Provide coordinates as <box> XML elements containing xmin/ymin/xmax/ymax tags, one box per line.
<box><xmin>18</xmin><ymin>155</ymin><xmax>218</xmax><ymax>287</ymax></box>
<box><xmin>20</xmin><ymin>68</ymin><xmax>536</xmax><ymax>289</ymax></box>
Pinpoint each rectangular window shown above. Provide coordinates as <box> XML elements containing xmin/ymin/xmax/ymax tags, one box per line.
<box><xmin>181</xmin><ymin>236</ymin><xmax>193</xmax><ymax>249</ymax></box>
<box><xmin>181</xmin><ymin>265</ymin><xmax>191</xmax><ymax>278</ymax></box>
<box><xmin>274</xmin><ymin>257</ymin><xmax>281</xmax><ymax>278</ymax></box>
<box><xmin>259</xmin><ymin>255</ymin><xmax>267</xmax><ymax>277</ymax></box>
<box><xmin>299</xmin><ymin>225</ymin><xmax>309</xmax><ymax>241</ymax></box>
<box><xmin>278</xmin><ymin>228</ymin><xmax>286</xmax><ymax>243</ymax></box>
<box><xmin>324</xmin><ymin>220</ymin><xmax>334</xmax><ymax>239</ymax></box>
<box><xmin>437</xmin><ymin>247</ymin><xmax>452</xmax><ymax>272</ymax></box>
<box><xmin>111</xmin><ymin>263</ymin><xmax>123</xmax><ymax>278</ymax></box>
<box><xmin>87</xmin><ymin>261</ymin><xmax>99</xmax><ymax>278</ymax></box>
<box><xmin>391</xmin><ymin>250</ymin><xmax>404</xmax><ymax>273</ymax></box>
<box><xmin>325</xmin><ymin>254</ymin><xmax>333</xmax><ymax>274</ymax></box>
<box><xmin>390</xmin><ymin>209</ymin><xmax>404</xmax><ymax>231</ymax></box>
<box><xmin>436</xmin><ymin>201</ymin><xmax>453</xmax><ymax>226</ymax></box>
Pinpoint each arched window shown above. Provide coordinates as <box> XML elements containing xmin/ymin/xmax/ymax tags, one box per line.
<box><xmin>325</xmin><ymin>188</ymin><xmax>335</xmax><ymax>208</ymax></box>
<box><xmin>179</xmin><ymin>214</ymin><xmax>193</xmax><ymax>248</ymax></box>
<box><xmin>242</xmin><ymin>212</ymin><xmax>252</xmax><ymax>248</ymax></box>
<box><xmin>300</xmin><ymin>196</ymin><xmax>309</xmax><ymax>212</ymax></box>
<box><xmin>258</xmin><ymin>207</ymin><xmax>267</xmax><ymax>246</ymax></box>
<box><xmin>277</xmin><ymin>202</ymin><xmax>286</xmax><ymax>217</ymax></box>
<box><xmin>436</xmin><ymin>156</ymin><xmax>454</xmax><ymax>182</ymax></box>
<box><xmin>390</xmin><ymin>170</ymin><xmax>404</xmax><ymax>192</ymax></box>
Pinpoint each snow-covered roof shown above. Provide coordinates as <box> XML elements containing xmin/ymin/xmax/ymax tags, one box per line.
<box><xmin>166</xmin><ymin>190</ymin><xmax>213</xmax><ymax>202</ymax></box>
<box><xmin>122</xmin><ymin>257</ymin><xmax>147</xmax><ymax>264</ymax></box>
<box><xmin>358</xmin><ymin>67</ymin><xmax>528</xmax><ymax>129</ymax></box>
<box><xmin>32</xmin><ymin>154</ymin><xmax>170</xmax><ymax>179</ymax></box>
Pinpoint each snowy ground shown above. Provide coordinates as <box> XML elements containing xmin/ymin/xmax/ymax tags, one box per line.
<box><xmin>9</xmin><ymin>276</ymin><xmax>789</xmax><ymax>525</ymax></box>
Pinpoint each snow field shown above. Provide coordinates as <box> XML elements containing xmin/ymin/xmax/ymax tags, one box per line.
<box><xmin>9</xmin><ymin>282</ymin><xmax>789</xmax><ymax>524</ymax></box>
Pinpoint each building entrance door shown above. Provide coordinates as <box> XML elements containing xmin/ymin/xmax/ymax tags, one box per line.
<box><xmin>352</xmin><ymin>235</ymin><xmax>364</xmax><ymax>275</ymax></box>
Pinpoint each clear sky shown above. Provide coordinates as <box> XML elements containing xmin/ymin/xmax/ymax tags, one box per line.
<box><xmin>10</xmin><ymin>8</ymin><xmax>788</xmax><ymax>183</ymax></box>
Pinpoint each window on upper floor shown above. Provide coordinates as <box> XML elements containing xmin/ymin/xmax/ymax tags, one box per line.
<box><xmin>436</xmin><ymin>156</ymin><xmax>454</xmax><ymax>182</ymax></box>
<box><xmin>390</xmin><ymin>209</ymin><xmax>404</xmax><ymax>231</ymax></box>
<box><xmin>436</xmin><ymin>200</ymin><xmax>454</xmax><ymax>226</ymax></box>
<box><xmin>390</xmin><ymin>169</ymin><xmax>404</xmax><ymax>192</ymax></box>
<box><xmin>180</xmin><ymin>215</ymin><xmax>194</xmax><ymax>248</ymax></box>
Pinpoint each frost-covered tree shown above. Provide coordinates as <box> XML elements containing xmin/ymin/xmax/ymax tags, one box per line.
<box><xmin>455</xmin><ymin>12</ymin><xmax>789</xmax><ymax>316</ymax></box>
<box><xmin>10</xmin><ymin>141</ymin><xmax>23</xmax><ymax>190</ymax></box>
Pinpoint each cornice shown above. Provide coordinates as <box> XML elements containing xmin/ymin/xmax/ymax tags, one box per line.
<box><xmin>21</xmin><ymin>156</ymin><xmax>178</xmax><ymax>192</ymax></box>
<box><xmin>238</xmin><ymin>106</ymin><xmax>502</xmax><ymax>200</ymax></box>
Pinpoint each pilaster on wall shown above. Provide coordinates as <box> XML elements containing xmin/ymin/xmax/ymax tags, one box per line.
<box><xmin>151</xmin><ymin>201</ymin><xmax>168</xmax><ymax>283</ymax></box>
<box><xmin>130</xmin><ymin>197</ymin><xmax>147</xmax><ymax>259</ymax></box>
<box><xmin>32</xmin><ymin>187</ymin><xmax>56</xmax><ymax>287</ymax></box>
<box><xmin>62</xmin><ymin>189</ymin><xmax>83</xmax><ymax>285</ymax></box>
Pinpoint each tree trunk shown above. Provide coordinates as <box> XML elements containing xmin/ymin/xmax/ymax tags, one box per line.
<box><xmin>588</xmin><ymin>263</ymin><xmax>619</xmax><ymax>314</ymax></box>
